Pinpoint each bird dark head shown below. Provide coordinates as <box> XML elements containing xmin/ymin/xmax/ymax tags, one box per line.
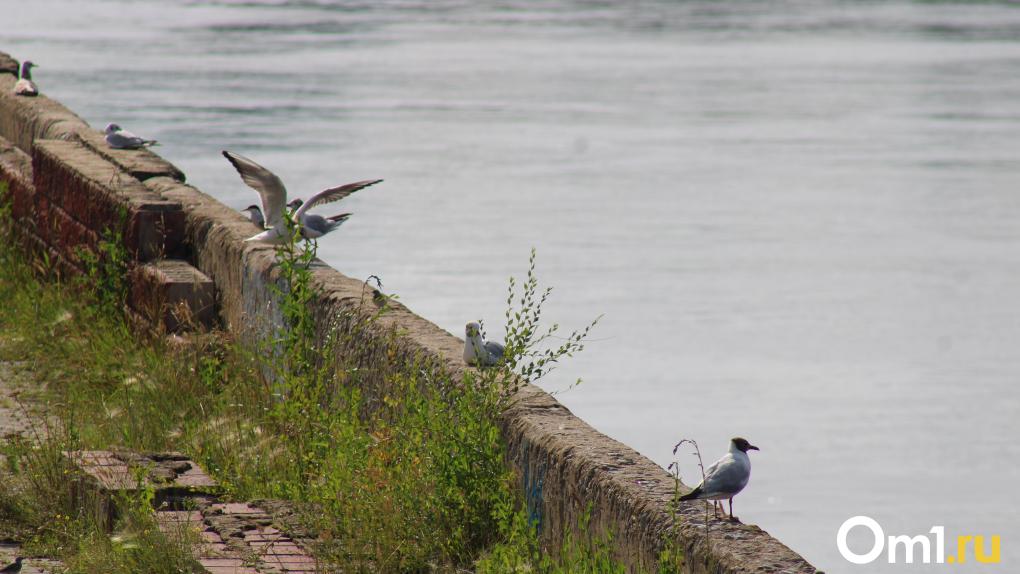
<box><xmin>104</xmin><ymin>123</ymin><xmax>121</xmax><ymax>134</ymax></box>
<box><xmin>20</xmin><ymin>61</ymin><xmax>36</xmax><ymax>78</ymax></box>
<box><xmin>287</xmin><ymin>198</ymin><xmax>303</xmax><ymax>210</ymax></box>
<box><xmin>731</xmin><ymin>437</ymin><xmax>759</xmax><ymax>452</ymax></box>
<box><xmin>243</xmin><ymin>204</ymin><xmax>261</xmax><ymax>212</ymax></box>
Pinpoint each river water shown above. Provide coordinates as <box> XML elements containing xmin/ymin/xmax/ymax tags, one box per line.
<box><xmin>5</xmin><ymin>1</ymin><xmax>1020</xmax><ymax>571</ymax></box>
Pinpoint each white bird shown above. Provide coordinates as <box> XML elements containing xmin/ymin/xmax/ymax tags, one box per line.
<box><xmin>13</xmin><ymin>61</ymin><xmax>38</xmax><ymax>96</ymax></box>
<box><xmin>464</xmin><ymin>322</ymin><xmax>505</xmax><ymax>367</ymax></box>
<box><xmin>241</xmin><ymin>204</ymin><xmax>265</xmax><ymax>228</ymax></box>
<box><xmin>679</xmin><ymin>437</ymin><xmax>759</xmax><ymax>521</ymax></box>
<box><xmin>104</xmin><ymin>123</ymin><xmax>158</xmax><ymax>149</ymax></box>
<box><xmin>221</xmin><ymin>150</ymin><xmax>382</xmax><ymax>244</ymax></box>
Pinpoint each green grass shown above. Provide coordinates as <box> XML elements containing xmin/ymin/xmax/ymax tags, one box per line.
<box><xmin>0</xmin><ymin>182</ymin><xmax>666</xmax><ymax>573</ymax></box>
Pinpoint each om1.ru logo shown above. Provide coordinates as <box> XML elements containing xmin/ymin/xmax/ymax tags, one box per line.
<box><xmin>837</xmin><ymin>516</ymin><xmax>1001</xmax><ymax>565</ymax></box>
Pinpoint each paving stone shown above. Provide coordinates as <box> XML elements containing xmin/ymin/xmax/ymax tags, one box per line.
<box><xmin>64</xmin><ymin>450</ymin><xmax>219</xmax><ymax>496</ymax></box>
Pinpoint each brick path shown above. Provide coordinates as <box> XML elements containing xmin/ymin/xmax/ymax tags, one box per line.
<box><xmin>155</xmin><ymin>503</ymin><xmax>320</xmax><ymax>574</ymax></box>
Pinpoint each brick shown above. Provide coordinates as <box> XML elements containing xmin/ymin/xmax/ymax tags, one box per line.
<box><xmin>37</xmin><ymin>201</ymin><xmax>99</xmax><ymax>265</ymax></box>
<box><xmin>201</xmin><ymin>531</ymin><xmax>225</xmax><ymax>543</ymax></box>
<box><xmin>211</xmin><ymin>503</ymin><xmax>263</xmax><ymax>516</ymax></box>
<box><xmin>129</xmin><ymin>259</ymin><xmax>216</xmax><ymax>332</ymax></box>
<box><xmin>249</xmin><ymin>541</ymin><xmax>302</xmax><ymax>554</ymax></box>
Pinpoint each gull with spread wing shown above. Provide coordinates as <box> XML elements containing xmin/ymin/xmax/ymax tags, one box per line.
<box><xmin>222</xmin><ymin>150</ymin><xmax>382</xmax><ymax>243</ymax></box>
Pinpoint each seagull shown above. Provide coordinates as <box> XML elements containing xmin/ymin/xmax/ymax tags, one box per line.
<box><xmin>104</xmin><ymin>123</ymin><xmax>158</xmax><ymax>149</ymax></box>
<box><xmin>221</xmin><ymin>150</ymin><xmax>382</xmax><ymax>244</ymax></box>
<box><xmin>241</xmin><ymin>204</ymin><xmax>265</xmax><ymax>228</ymax></box>
<box><xmin>679</xmin><ymin>437</ymin><xmax>759</xmax><ymax>521</ymax></box>
<box><xmin>285</xmin><ymin>198</ymin><xmax>353</xmax><ymax>240</ymax></box>
<box><xmin>0</xmin><ymin>556</ymin><xmax>23</xmax><ymax>574</ymax></box>
<box><xmin>464</xmin><ymin>322</ymin><xmax>505</xmax><ymax>367</ymax></box>
<box><xmin>13</xmin><ymin>61</ymin><xmax>38</xmax><ymax>96</ymax></box>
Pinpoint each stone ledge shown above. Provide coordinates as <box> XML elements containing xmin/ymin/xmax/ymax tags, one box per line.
<box><xmin>75</xmin><ymin>129</ymin><xmax>185</xmax><ymax>182</ymax></box>
<box><xmin>33</xmin><ymin>139</ymin><xmax>185</xmax><ymax>261</ymax></box>
<box><xmin>0</xmin><ymin>75</ymin><xmax>90</xmax><ymax>153</ymax></box>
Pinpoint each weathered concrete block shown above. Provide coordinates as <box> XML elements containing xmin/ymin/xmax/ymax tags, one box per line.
<box><xmin>75</xmin><ymin>129</ymin><xmax>185</xmax><ymax>182</ymax></box>
<box><xmin>0</xmin><ymin>75</ymin><xmax>91</xmax><ymax>153</ymax></box>
<box><xmin>32</xmin><ymin>139</ymin><xmax>185</xmax><ymax>261</ymax></box>
<box><xmin>130</xmin><ymin>259</ymin><xmax>216</xmax><ymax>332</ymax></box>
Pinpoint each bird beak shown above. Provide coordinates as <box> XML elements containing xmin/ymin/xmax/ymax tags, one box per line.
<box><xmin>748</xmin><ymin>444</ymin><xmax>760</xmax><ymax>451</ymax></box>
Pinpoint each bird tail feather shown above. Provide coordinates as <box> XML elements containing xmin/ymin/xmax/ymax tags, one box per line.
<box><xmin>678</xmin><ymin>486</ymin><xmax>702</xmax><ymax>501</ymax></box>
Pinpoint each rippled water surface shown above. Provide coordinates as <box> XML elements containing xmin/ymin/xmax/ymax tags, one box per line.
<box><xmin>5</xmin><ymin>1</ymin><xmax>1020</xmax><ymax>570</ymax></box>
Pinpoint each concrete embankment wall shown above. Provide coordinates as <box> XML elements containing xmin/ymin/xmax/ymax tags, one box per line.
<box><xmin>0</xmin><ymin>51</ymin><xmax>818</xmax><ymax>574</ymax></box>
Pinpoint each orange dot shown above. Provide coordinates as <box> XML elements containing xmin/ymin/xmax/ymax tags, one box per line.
<box><xmin>948</xmin><ymin>556</ymin><xmax>956</xmax><ymax>564</ymax></box>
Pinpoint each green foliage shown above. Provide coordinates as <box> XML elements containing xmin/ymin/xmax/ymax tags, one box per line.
<box><xmin>497</xmin><ymin>248</ymin><xmax>601</xmax><ymax>397</ymax></box>
<box><xmin>75</xmin><ymin>210</ymin><xmax>131</xmax><ymax>313</ymax></box>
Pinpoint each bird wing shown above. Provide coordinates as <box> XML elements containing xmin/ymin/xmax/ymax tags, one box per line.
<box><xmin>698</xmin><ymin>454</ymin><xmax>749</xmax><ymax>498</ymax></box>
<box><xmin>222</xmin><ymin>151</ymin><xmax>288</xmax><ymax>228</ymax></box>
<box><xmin>484</xmin><ymin>340</ymin><xmax>505</xmax><ymax>358</ymax></box>
<box><xmin>107</xmin><ymin>131</ymin><xmax>144</xmax><ymax>149</ymax></box>
<box><xmin>294</xmin><ymin>179</ymin><xmax>383</xmax><ymax>220</ymax></box>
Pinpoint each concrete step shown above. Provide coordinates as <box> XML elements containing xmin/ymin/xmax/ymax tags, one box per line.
<box><xmin>130</xmin><ymin>259</ymin><xmax>217</xmax><ymax>333</ymax></box>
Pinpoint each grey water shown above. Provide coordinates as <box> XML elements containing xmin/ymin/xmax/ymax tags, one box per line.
<box><xmin>5</xmin><ymin>1</ymin><xmax>1020</xmax><ymax>571</ymax></box>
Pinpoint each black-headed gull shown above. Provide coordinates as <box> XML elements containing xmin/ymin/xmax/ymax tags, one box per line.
<box><xmin>679</xmin><ymin>437</ymin><xmax>759</xmax><ymax>521</ymax></box>
<box><xmin>221</xmin><ymin>150</ymin><xmax>382</xmax><ymax>244</ymax></box>
<box><xmin>241</xmin><ymin>204</ymin><xmax>265</xmax><ymax>228</ymax></box>
<box><xmin>464</xmin><ymin>322</ymin><xmax>505</xmax><ymax>367</ymax></box>
<box><xmin>105</xmin><ymin>123</ymin><xmax>158</xmax><ymax>149</ymax></box>
<box><xmin>13</xmin><ymin>61</ymin><xmax>38</xmax><ymax>96</ymax></box>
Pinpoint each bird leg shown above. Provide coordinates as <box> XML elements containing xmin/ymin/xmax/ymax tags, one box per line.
<box><xmin>728</xmin><ymin>498</ymin><xmax>740</xmax><ymax>522</ymax></box>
